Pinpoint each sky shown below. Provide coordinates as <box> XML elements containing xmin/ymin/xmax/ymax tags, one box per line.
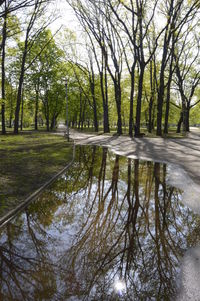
<box><xmin>47</xmin><ymin>0</ymin><xmax>91</xmax><ymax>65</ymax></box>
<box><xmin>49</xmin><ymin>0</ymin><xmax>80</xmax><ymax>34</ymax></box>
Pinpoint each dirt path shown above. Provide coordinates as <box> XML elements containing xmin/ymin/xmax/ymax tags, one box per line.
<box><xmin>66</xmin><ymin>127</ymin><xmax>200</xmax><ymax>185</ymax></box>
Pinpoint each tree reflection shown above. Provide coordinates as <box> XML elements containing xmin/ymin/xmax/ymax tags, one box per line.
<box><xmin>0</xmin><ymin>146</ymin><xmax>199</xmax><ymax>300</ymax></box>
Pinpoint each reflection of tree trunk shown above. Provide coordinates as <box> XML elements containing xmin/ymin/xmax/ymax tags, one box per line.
<box><xmin>162</xmin><ymin>165</ymin><xmax>167</xmax><ymax>223</ymax></box>
<box><xmin>26</xmin><ymin>212</ymin><xmax>42</xmax><ymax>255</ymax></box>
<box><xmin>154</xmin><ymin>162</ymin><xmax>173</xmax><ymax>284</ymax></box>
<box><xmin>111</xmin><ymin>155</ymin><xmax>119</xmax><ymax>197</ymax></box>
<box><xmin>154</xmin><ymin>163</ymin><xmax>163</xmax><ymax>279</ymax></box>
<box><xmin>127</xmin><ymin>159</ymin><xmax>131</xmax><ymax>205</ymax></box>
<box><xmin>87</xmin><ymin>146</ymin><xmax>97</xmax><ymax>199</ymax></box>
<box><xmin>125</xmin><ymin>158</ymin><xmax>132</xmax><ymax>272</ymax></box>
<box><xmin>133</xmin><ymin>160</ymin><xmax>140</xmax><ymax>226</ymax></box>
<box><xmin>88</xmin><ymin>147</ymin><xmax>108</xmax><ymax>216</ymax></box>
<box><xmin>145</xmin><ymin>161</ymin><xmax>154</xmax><ymax>211</ymax></box>
<box><xmin>124</xmin><ymin>159</ymin><xmax>140</xmax><ymax>272</ymax></box>
<box><xmin>99</xmin><ymin>148</ymin><xmax>107</xmax><ymax>202</ymax></box>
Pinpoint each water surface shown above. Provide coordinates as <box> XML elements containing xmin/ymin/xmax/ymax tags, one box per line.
<box><xmin>0</xmin><ymin>146</ymin><xmax>200</xmax><ymax>300</ymax></box>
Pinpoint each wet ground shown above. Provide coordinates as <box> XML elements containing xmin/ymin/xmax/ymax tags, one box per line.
<box><xmin>0</xmin><ymin>145</ymin><xmax>200</xmax><ymax>300</ymax></box>
<box><xmin>68</xmin><ymin>127</ymin><xmax>200</xmax><ymax>185</ymax></box>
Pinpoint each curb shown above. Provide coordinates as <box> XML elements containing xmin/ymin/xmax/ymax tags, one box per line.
<box><xmin>0</xmin><ymin>143</ymin><xmax>76</xmax><ymax>229</ymax></box>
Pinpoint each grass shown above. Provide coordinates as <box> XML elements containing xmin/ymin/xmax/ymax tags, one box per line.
<box><xmin>0</xmin><ymin>131</ymin><xmax>73</xmax><ymax>218</ymax></box>
<box><xmin>72</xmin><ymin>126</ymin><xmax>187</xmax><ymax>138</ymax></box>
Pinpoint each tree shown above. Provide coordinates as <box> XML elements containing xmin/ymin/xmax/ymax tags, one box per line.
<box><xmin>1</xmin><ymin>0</ymin><xmax>8</xmax><ymax>134</ymax></box>
<box><xmin>174</xmin><ymin>26</ymin><xmax>200</xmax><ymax>132</ymax></box>
<box><xmin>0</xmin><ymin>0</ymin><xmax>39</xmax><ymax>17</ymax></box>
<box><xmin>27</xmin><ymin>29</ymin><xmax>67</xmax><ymax>131</ymax></box>
<box><xmin>156</xmin><ymin>0</ymin><xmax>200</xmax><ymax>136</ymax></box>
<box><xmin>68</xmin><ymin>0</ymin><xmax>124</xmax><ymax>133</ymax></box>
<box><xmin>13</xmin><ymin>0</ymin><xmax>52</xmax><ymax>134</ymax></box>
<box><xmin>1</xmin><ymin>0</ymin><xmax>21</xmax><ymax>134</ymax></box>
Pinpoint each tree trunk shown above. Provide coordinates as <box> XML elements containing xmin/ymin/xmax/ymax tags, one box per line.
<box><xmin>78</xmin><ymin>91</ymin><xmax>82</xmax><ymax>129</ymax></box>
<box><xmin>46</xmin><ymin>110</ymin><xmax>49</xmax><ymax>131</ymax></box>
<box><xmin>152</xmin><ymin>105</ymin><xmax>156</xmax><ymax>130</ymax></box>
<box><xmin>148</xmin><ymin>58</ymin><xmax>156</xmax><ymax>133</ymax></box>
<box><xmin>90</xmin><ymin>81</ymin><xmax>98</xmax><ymax>132</ymax></box>
<box><xmin>82</xmin><ymin>99</ymin><xmax>86</xmax><ymax>130</ymax></box>
<box><xmin>135</xmin><ymin>66</ymin><xmax>144</xmax><ymax>137</ymax></box>
<box><xmin>100</xmin><ymin>69</ymin><xmax>110</xmax><ymax>133</ymax></box>
<box><xmin>176</xmin><ymin>112</ymin><xmax>183</xmax><ymax>133</ymax></box>
<box><xmin>50</xmin><ymin>113</ymin><xmax>58</xmax><ymax>130</ymax></box>
<box><xmin>104</xmin><ymin>66</ymin><xmax>110</xmax><ymax>133</ymax></box>
<box><xmin>157</xmin><ymin>36</ymin><xmax>169</xmax><ymax>136</ymax></box>
<box><xmin>129</xmin><ymin>63</ymin><xmax>136</xmax><ymax>137</ymax></box>
<box><xmin>164</xmin><ymin>85</ymin><xmax>170</xmax><ymax>134</ymax></box>
<box><xmin>13</xmin><ymin>1</ymin><xmax>41</xmax><ymax>134</ymax></box>
<box><xmin>164</xmin><ymin>47</ymin><xmax>174</xmax><ymax>134</ymax></box>
<box><xmin>133</xmin><ymin>159</ymin><xmax>140</xmax><ymax>225</ymax></box>
<box><xmin>43</xmin><ymin>90</ymin><xmax>49</xmax><ymax>132</ymax></box>
<box><xmin>1</xmin><ymin>3</ymin><xmax>7</xmax><ymax>135</ymax></box>
<box><xmin>89</xmin><ymin>62</ymin><xmax>98</xmax><ymax>132</ymax></box>
<box><xmin>20</xmin><ymin>89</ymin><xmax>24</xmax><ymax>131</ymax></box>
<box><xmin>9</xmin><ymin>114</ymin><xmax>12</xmax><ymax>128</ymax></box>
<box><xmin>156</xmin><ymin>68</ymin><xmax>165</xmax><ymax>136</ymax></box>
<box><xmin>148</xmin><ymin>97</ymin><xmax>153</xmax><ymax>133</ymax></box>
<box><xmin>34</xmin><ymin>82</ymin><xmax>39</xmax><ymax>130</ymax></box>
<box><xmin>114</xmin><ymin>82</ymin><xmax>122</xmax><ymax>135</ymax></box>
<box><xmin>186</xmin><ymin>107</ymin><xmax>190</xmax><ymax>132</ymax></box>
<box><xmin>14</xmin><ymin>38</ymin><xmax>28</xmax><ymax>134</ymax></box>
<box><xmin>1</xmin><ymin>103</ymin><xmax>6</xmax><ymax>134</ymax></box>
<box><xmin>164</xmin><ymin>78</ymin><xmax>171</xmax><ymax>134</ymax></box>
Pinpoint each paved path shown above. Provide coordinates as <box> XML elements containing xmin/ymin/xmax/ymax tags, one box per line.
<box><xmin>66</xmin><ymin>128</ymin><xmax>200</xmax><ymax>185</ymax></box>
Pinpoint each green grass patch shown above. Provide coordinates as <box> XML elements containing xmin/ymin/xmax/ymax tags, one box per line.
<box><xmin>0</xmin><ymin>131</ymin><xmax>73</xmax><ymax>218</ymax></box>
<box><xmin>72</xmin><ymin>126</ymin><xmax>187</xmax><ymax>138</ymax></box>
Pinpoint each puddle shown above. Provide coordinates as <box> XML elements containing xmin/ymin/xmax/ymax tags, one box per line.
<box><xmin>0</xmin><ymin>146</ymin><xmax>200</xmax><ymax>300</ymax></box>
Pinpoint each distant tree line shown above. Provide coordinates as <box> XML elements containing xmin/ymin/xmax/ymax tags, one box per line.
<box><xmin>0</xmin><ymin>0</ymin><xmax>200</xmax><ymax>136</ymax></box>
<box><xmin>67</xmin><ymin>0</ymin><xmax>200</xmax><ymax>136</ymax></box>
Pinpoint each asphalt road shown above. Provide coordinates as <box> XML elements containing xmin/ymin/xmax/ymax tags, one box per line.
<box><xmin>68</xmin><ymin>128</ymin><xmax>200</xmax><ymax>185</ymax></box>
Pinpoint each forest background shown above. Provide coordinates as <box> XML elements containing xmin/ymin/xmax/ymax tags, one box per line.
<box><xmin>0</xmin><ymin>0</ymin><xmax>200</xmax><ymax>137</ymax></box>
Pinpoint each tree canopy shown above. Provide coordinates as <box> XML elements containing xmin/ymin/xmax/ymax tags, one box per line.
<box><xmin>0</xmin><ymin>0</ymin><xmax>200</xmax><ymax>135</ymax></box>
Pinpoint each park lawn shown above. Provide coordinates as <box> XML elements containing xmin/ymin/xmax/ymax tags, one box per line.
<box><xmin>73</xmin><ymin>126</ymin><xmax>186</xmax><ymax>138</ymax></box>
<box><xmin>0</xmin><ymin>131</ymin><xmax>73</xmax><ymax>218</ymax></box>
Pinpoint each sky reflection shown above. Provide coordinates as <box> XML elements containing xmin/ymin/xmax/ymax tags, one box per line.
<box><xmin>0</xmin><ymin>146</ymin><xmax>199</xmax><ymax>300</ymax></box>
